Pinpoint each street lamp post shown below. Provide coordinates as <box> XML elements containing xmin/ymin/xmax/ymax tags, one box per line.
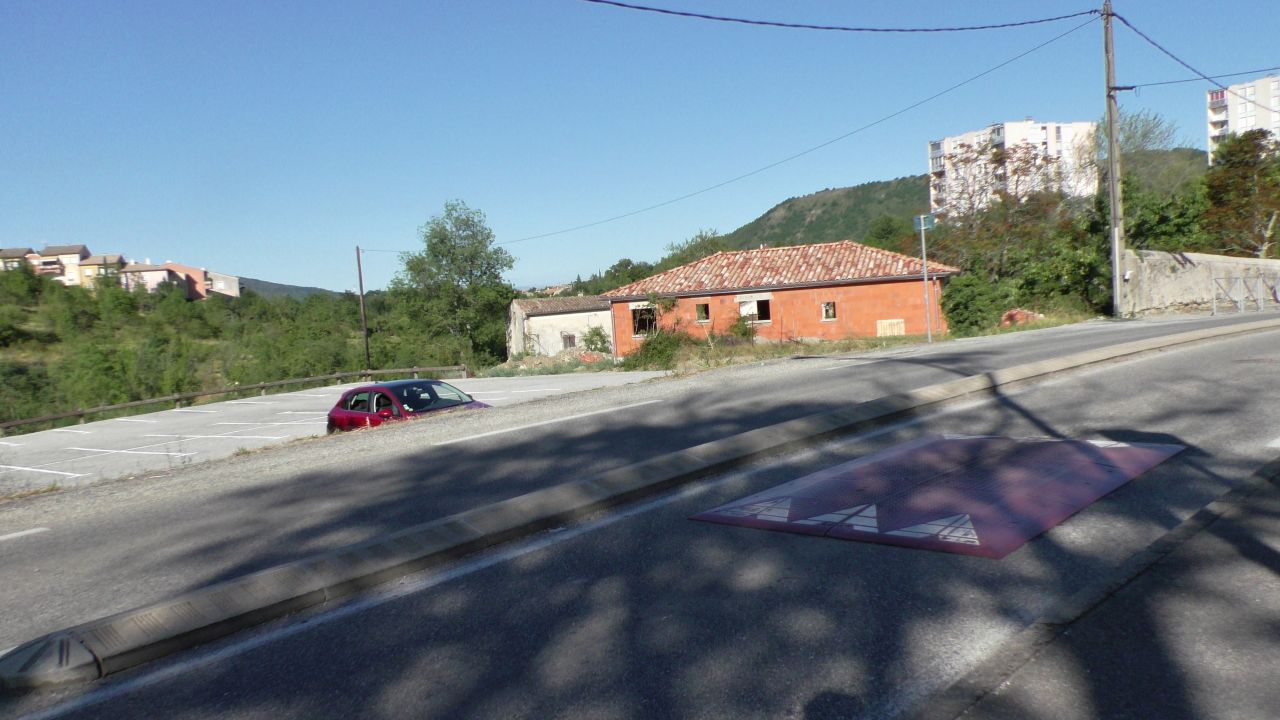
<box><xmin>915</xmin><ymin>213</ymin><xmax>935</xmax><ymax>342</ymax></box>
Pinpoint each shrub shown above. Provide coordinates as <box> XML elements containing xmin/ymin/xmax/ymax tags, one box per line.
<box><xmin>942</xmin><ymin>274</ymin><xmax>1008</xmax><ymax>336</ymax></box>
<box><xmin>728</xmin><ymin>315</ymin><xmax>755</xmax><ymax>340</ymax></box>
<box><xmin>621</xmin><ymin>329</ymin><xmax>690</xmax><ymax>370</ymax></box>
<box><xmin>582</xmin><ymin>325</ymin><xmax>611</xmax><ymax>353</ymax></box>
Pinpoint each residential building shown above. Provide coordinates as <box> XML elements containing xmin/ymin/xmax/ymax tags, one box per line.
<box><xmin>35</xmin><ymin>245</ymin><xmax>91</xmax><ymax>284</ymax></box>
<box><xmin>508</xmin><ymin>295</ymin><xmax>613</xmax><ymax>357</ymax></box>
<box><xmin>0</xmin><ymin>247</ymin><xmax>35</xmax><ymax>271</ymax></box>
<box><xmin>78</xmin><ymin>254</ymin><xmax>125</xmax><ymax>288</ymax></box>
<box><xmin>1206</xmin><ymin>75</ymin><xmax>1280</xmax><ymax>160</ymax></box>
<box><xmin>205</xmin><ymin>270</ymin><xmax>241</xmax><ymax>298</ymax></box>
<box><xmin>928</xmin><ymin>119</ymin><xmax>1097</xmax><ymax>215</ymax></box>
<box><xmin>120</xmin><ymin>263</ymin><xmax>187</xmax><ymax>294</ymax></box>
<box><xmin>601</xmin><ymin>241</ymin><xmax>959</xmax><ymax>359</ymax></box>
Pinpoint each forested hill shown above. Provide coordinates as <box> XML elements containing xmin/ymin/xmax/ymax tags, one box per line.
<box><xmin>721</xmin><ymin>174</ymin><xmax>928</xmax><ymax>251</ymax></box>
<box><xmin>240</xmin><ymin>277</ymin><xmax>341</xmax><ymax>300</ymax></box>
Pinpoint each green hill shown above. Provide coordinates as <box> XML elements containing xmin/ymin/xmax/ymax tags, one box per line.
<box><xmin>721</xmin><ymin>175</ymin><xmax>929</xmax><ymax>251</ymax></box>
<box><xmin>240</xmin><ymin>276</ymin><xmax>341</xmax><ymax>300</ymax></box>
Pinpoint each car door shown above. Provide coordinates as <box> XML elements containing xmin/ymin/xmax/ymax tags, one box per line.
<box><xmin>371</xmin><ymin>391</ymin><xmax>402</xmax><ymax>424</ymax></box>
<box><xmin>340</xmin><ymin>390</ymin><xmax>374</xmax><ymax>429</ymax></box>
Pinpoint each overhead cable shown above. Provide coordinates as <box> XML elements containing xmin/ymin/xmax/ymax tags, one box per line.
<box><xmin>582</xmin><ymin>0</ymin><xmax>1098</xmax><ymax>33</ymax></box>
<box><xmin>1131</xmin><ymin>66</ymin><xmax>1280</xmax><ymax>88</ymax></box>
<box><xmin>502</xmin><ymin>15</ymin><xmax>1098</xmax><ymax>245</ymax></box>
<box><xmin>1114</xmin><ymin>14</ymin><xmax>1261</xmax><ymax>104</ymax></box>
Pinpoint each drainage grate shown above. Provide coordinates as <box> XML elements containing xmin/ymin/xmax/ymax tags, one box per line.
<box><xmin>691</xmin><ymin>435</ymin><xmax>1184</xmax><ymax>559</ymax></box>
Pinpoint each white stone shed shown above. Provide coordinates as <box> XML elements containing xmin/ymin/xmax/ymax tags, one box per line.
<box><xmin>508</xmin><ymin>296</ymin><xmax>614</xmax><ymax>357</ymax></box>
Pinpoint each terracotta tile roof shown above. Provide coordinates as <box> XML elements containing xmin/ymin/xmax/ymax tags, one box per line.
<box><xmin>512</xmin><ymin>295</ymin><xmax>611</xmax><ymax>317</ymax></box>
<box><xmin>602</xmin><ymin>241</ymin><xmax>961</xmax><ymax>298</ymax></box>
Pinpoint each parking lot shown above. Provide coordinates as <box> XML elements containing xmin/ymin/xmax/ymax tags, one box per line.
<box><xmin>0</xmin><ymin>372</ymin><xmax>666</xmax><ymax>494</ymax></box>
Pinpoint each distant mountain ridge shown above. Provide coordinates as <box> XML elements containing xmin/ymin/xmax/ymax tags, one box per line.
<box><xmin>240</xmin><ymin>276</ymin><xmax>341</xmax><ymax>300</ymax></box>
<box><xmin>721</xmin><ymin>174</ymin><xmax>928</xmax><ymax>251</ymax></box>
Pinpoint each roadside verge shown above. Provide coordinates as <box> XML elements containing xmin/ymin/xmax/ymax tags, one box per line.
<box><xmin>4</xmin><ymin>317</ymin><xmax>1279</xmax><ymax>691</ymax></box>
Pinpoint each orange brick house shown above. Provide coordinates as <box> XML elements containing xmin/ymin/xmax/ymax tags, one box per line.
<box><xmin>601</xmin><ymin>241</ymin><xmax>960</xmax><ymax>359</ymax></box>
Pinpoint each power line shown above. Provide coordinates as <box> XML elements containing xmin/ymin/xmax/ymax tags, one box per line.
<box><xmin>502</xmin><ymin>14</ymin><xmax>1098</xmax><ymax>246</ymax></box>
<box><xmin>582</xmin><ymin>0</ymin><xmax>1098</xmax><ymax>33</ymax></box>
<box><xmin>1130</xmin><ymin>66</ymin><xmax>1280</xmax><ymax>88</ymax></box>
<box><xmin>1113</xmin><ymin>13</ymin><xmax>1259</xmax><ymax>105</ymax></box>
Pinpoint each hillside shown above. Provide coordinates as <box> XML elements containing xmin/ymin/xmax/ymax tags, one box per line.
<box><xmin>721</xmin><ymin>175</ymin><xmax>928</xmax><ymax>251</ymax></box>
<box><xmin>240</xmin><ymin>276</ymin><xmax>342</xmax><ymax>300</ymax></box>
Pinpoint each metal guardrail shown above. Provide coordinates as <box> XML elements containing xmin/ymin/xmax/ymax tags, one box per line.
<box><xmin>0</xmin><ymin>365</ymin><xmax>468</xmax><ymax>435</ymax></box>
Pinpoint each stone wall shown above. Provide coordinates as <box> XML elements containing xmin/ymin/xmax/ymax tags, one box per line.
<box><xmin>1120</xmin><ymin>250</ymin><xmax>1280</xmax><ymax>316</ymax></box>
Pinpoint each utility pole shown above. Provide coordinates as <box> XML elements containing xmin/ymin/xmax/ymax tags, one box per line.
<box><xmin>355</xmin><ymin>246</ymin><xmax>372</xmax><ymax>371</ymax></box>
<box><xmin>1103</xmin><ymin>0</ymin><xmax>1126</xmax><ymax>317</ymax></box>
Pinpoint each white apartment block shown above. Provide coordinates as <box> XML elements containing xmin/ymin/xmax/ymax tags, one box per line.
<box><xmin>1206</xmin><ymin>75</ymin><xmax>1280</xmax><ymax>160</ymax></box>
<box><xmin>927</xmin><ymin>119</ymin><xmax>1098</xmax><ymax>215</ymax></box>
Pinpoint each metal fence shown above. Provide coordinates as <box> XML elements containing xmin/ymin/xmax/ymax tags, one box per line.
<box><xmin>0</xmin><ymin>365</ymin><xmax>467</xmax><ymax>436</ymax></box>
<box><xmin>1211</xmin><ymin>276</ymin><xmax>1280</xmax><ymax>315</ymax></box>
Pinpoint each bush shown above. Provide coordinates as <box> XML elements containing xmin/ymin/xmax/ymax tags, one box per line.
<box><xmin>728</xmin><ymin>315</ymin><xmax>755</xmax><ymax>340</ymax></box>
<box><xmin>942</xmin><ymin>273</ymin><xmax>1008</xmax><ymax>336</ymax></box>
<box><xmin>582</xmin><ymin>325</ymin><xmax>611</xmax><ymax>353</ymax></box>
<box><xmin>621</xmin><ymin>330</ymin><xmax>690</xmax><ymax>370</ymax></box>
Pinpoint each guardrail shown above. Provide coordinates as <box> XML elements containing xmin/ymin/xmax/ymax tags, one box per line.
<box><xmin>0</xmin><ymin>365</ymin><xmax>468</xmax><ymax>436</ymax></box>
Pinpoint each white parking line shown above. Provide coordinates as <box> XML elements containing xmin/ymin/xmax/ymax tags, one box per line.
<box><xmin>66</xmin><ymin>447</ymin><xmax>196</xmax><ymax>457</ymax></box>
<box><xmin>172</xmin><ymin>408</ymin><xmax>218</xmax><ymax>414</ymax></box>
<box><xmin>1268</xmin><ymin>436</ymin><xmax>1280</xmax><ymax>448</ymax></box>
<box><xmin>227</xmin><ymin>400</ymin><xmax>277</xmax><ymax>405</ymax></box>
<box><xmin>0</xmin><ymin>465</ymin><xmax>86</xmax><ymax>477</ymax></box>
<box><xmin>112</xmin><ymin>418</ymin><xmax>159</xmax><ymax>423</ymax></box>
<box><xmin>0</xmin><ymin>527</ymin><xmax>50</xmax><ymax>543</ymax></box>
<box><xmin>213</xmin><ymin>422</ymin><xmax>323</xmax><ymax>427</ymax></box>
<box><xmin>0</xmin><ymin>441</ymin><xmax>22</xmax><ymax>447</ymax></box>
<box><xmin>144</xmin><ymin>434</ymin><xmax>287</xmax><ymax>440</ymax></box>
<box><xmin>434</xmin><ymin>400</ymin><xmax>662</xmax><ymax>446</ymax></box>
<box><xmin>51</xmin><ymin>428</ymin><xmax>91</xmax><ymax>435</ymax></box>
<box><xmin>467</xmin><ymin>389</ymin><xmax>560</xmax><ymax>395</ymax></box>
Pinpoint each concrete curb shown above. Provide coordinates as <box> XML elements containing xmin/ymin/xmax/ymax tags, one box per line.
<box><xmin>3</xmin><ymin>317</ymin><xmax>1279</xmax><ymax>691</ymax></box>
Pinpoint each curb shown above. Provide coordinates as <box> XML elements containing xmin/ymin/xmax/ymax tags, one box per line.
<box><xmin>3</xmin><ymin>317</ymin><xmax>1279</xmax><ymax>691</ymax></box>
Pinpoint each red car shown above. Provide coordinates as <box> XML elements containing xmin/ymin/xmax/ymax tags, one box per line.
<box><xmin>326</xmin><ymin>379</ymin><xmax>489</xmax><ymax>432</ymax></box>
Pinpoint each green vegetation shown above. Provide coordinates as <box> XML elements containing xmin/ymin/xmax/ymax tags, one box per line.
<box><xmin>1</xmin><ymin>201</ymin><xmax>518</xmax><ymax>426</ymax></box>
<box><xmin>721</xmin><ymin>176</ymin><xmax>929</xmax><ymax>251</ymax></box>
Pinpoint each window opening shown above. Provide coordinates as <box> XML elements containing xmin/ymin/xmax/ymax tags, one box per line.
<box><xmin>695</xmin><ymin>303</ymin><xmax>710</xmax><ymax>322</ymax></box>
<box><xmin>631</xmin><ymin>307</ymin><xmax>657</xmax><ymax>335</ymax></box>
<box><xmin>821</xmin><ymin>302</ymin><xmax>837</xmax><ymax>321</ymax></box>
<box><xmin>738</xmin><ymin>299</ymin><xmax>771</xmax><ymax>322</ymax></box>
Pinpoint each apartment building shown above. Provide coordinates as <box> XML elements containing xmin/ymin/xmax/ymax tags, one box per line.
<box><xmin>928</xmin><ymin>119</ymin><xmax>1097</xmax><ymax>215</ymax></box>
<box><xmin>1206</xmin><ymin>75</ymin><xmax>1280</xmax><ymax>160</ymax></box>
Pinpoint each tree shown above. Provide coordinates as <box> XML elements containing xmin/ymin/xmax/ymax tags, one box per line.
<box><xmin>1203</xmin><ymin>129</ymin><xmax>1280</xmax><ymax>258</ymax></box>
<box><xmin>862</xmin><ymin>215</ymin><xmax>913</xmax><ymax>251</ymax></box>
<box><xmin>394</xmin><ymin>201</ymin><xmax>517</xmax><ymax>364</ymax></box>
<box><xmin>1096</xmin><ymin>109</ymin><xmax>1205</xmax><ymax>197</ymax></box>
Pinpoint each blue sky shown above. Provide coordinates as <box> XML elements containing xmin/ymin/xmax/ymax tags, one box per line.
<box><xmin>3</xmin><ymin>1</ymin><xmax>1277</xmax><ymax>293</ymax></box>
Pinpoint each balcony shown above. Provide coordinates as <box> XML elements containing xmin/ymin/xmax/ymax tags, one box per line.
<box><xmin>1209</xmin><ymin>98</ymin><xmax>1227</xmax><ymax>109</ymax></box>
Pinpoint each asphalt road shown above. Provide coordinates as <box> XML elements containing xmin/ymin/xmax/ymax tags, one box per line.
<box><xmin>4</xmin><ymin>317</ymin><xmax>1277</xmax><ymax>719</ymax></box>
<box><xmin>0</xmin><ymin>372</ymin><xmax>668</xmax><ymax>495</ymax></box>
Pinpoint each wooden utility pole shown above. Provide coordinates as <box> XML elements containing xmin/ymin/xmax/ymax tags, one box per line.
<box><xmin>356</xmin><ymin>246</ymin><xmax>372</xmax><ymax>371</ymax></box>
<box><xmin>1103</xmin><ymin>0</ymin><xmax>1126</xmax><ymax>317</ymax></box>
